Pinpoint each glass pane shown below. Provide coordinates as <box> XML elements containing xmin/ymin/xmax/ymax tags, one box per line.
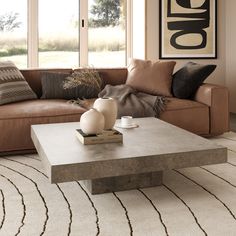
<box><xmin>0</xmin><ymin>0</ymin><xmax>27</xmax><ymax>68</ymax></box>
<box><xmin>88</xmin><ymin>0</ymin><xmax>126</xmax><ymax>67</ymax></box>
<box><xmin>38</xmin><ymin>0</ymin><xmax>79</xmax><ymax>68</ymax></box>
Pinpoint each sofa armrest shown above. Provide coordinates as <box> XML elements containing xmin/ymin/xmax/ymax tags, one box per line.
<box><xmin>194</xmin><ymin>83</ymin><xmax>230</xmax><ymax>135</ymax></box>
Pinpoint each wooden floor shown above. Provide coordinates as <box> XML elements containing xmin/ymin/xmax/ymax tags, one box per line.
<box><xmin>230</xmin><ymin>113</ymin><xmax>236</xmax><ymax>132</ymax></box>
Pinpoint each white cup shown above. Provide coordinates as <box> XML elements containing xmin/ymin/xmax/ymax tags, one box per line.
<box><xmin>121</xmin><ymin>116</ymin><xmax>133</xmax><ymax>127</ymax></box>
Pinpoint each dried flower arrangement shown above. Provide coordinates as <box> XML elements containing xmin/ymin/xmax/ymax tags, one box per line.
<box><xmin>63</xmin><ymin>68</ymin><xmax>103</xmax><ymax>92</ymax></box>
<box><xmin>63</xmin><ymin>68</ymin><xmax>103</xmax><ymax>106</ymax></box>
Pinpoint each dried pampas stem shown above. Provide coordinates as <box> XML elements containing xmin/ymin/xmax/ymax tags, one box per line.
<box><xmin>63</xmin><ymin>68</ymin><xmax>103</xmax><ymax>92</ymax></box>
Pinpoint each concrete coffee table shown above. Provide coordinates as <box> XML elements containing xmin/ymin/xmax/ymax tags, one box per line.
<box><xmin>31</xmin><ymin>118</ymin><xmax>227</xmax><ymax>194</ymax></box>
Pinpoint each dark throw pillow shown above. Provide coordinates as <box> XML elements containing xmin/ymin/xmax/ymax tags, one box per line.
<box><xmin>41</xmin><ymin>72</ymin><xmax>71</xmax><ymax>99</ymax></box>
<box><xmin>172</xmin><ymin>62</ymin><xmax>217</xmax><ymax>99</ymax></box>
<box><xmin>41</xmin><ymin>71</ymin><xmax>102</xmax><ymax>100</ymax></box>
<box><xmin>0</xmin><ymin>61</ymin><xmax>37</xmax><ymax>105</ymax></box>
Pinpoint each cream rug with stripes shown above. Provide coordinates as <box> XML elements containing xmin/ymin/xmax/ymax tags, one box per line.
<box><xmin>0</xmin><ymin>132</ymin><xmax>236</xmax><ymax>236</ymax></box>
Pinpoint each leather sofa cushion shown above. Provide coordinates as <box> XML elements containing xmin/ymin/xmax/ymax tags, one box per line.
<box><xmin>0</xmin><ymin>99</ymin><xmax>86</xmax><ymax>119</ymax></box>
<box><xmin>0</xmin><ymin>97</ymin><xmax>209</xmax><ymax>153</ymax></box>
<box><xmin>21</xmin><ymin>69</ymin><xmax>73</xmax><ymax>98</ymax></box>
<box><xmin>21</xmin><ymin>68</ymin><xmax>127</xmax><ymax>98</ymax></box>
<box><xmin>71</xmin><ymin>97</ymin><xmax>209</xmax><ymax>135</ymax></box>
<box><xmin>0</xmin><ymin>99</ymin><xmax>86</xmax><ymax>152</ymax></box>
<box><xmin>164</xmin><ymin>97</ymin><xmax>208</xmax><ymax>111</ymax></box>
<box><xmin>160</xmin><ymin>97</ymin><xmax>209</xmax><ymax>135</ymax></box>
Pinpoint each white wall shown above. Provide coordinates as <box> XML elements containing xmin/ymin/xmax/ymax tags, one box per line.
<box><xmin>146</xmin><ymin>0</ymin><xmax>226</xmax><ymax>86</ymax></box>
<box><xmin>132</xmin><ymin>0</ymin><xmax>146</xmax><ymax>59</ymax></box>
<box><xmin>226</xmin><ymin>0</ymin><xmax>236</xmax><ymax>113</ymax></box>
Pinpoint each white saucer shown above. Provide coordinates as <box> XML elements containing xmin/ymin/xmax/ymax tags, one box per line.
<box><xmin>115</xmin><ymin>123</ymin><xmax>139</xmax><ymax>129</ymax></box>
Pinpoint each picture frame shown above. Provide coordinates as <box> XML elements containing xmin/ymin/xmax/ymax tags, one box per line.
<box><xmin>159</xmin><ymin>0</ymin><xmax>217</xmax><ymax>59</ymax></box>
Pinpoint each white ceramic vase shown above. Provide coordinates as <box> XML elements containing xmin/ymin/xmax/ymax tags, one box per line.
<box><xmin>93</xmin><ymin>97</ymin><xmax>117</xmax><ymax>130</ymax></box>
<box><xmin>80</xmin><ymin>108</ymin><xmax>105</xmax><ymax>135</ymax></box>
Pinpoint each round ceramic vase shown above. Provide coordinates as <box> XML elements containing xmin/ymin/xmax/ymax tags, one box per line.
<box><xmin>80</xmin><ymin>108</ymin><xmax>105</xmax><ymax>135</ymax></box>
<box><xmin>93</xmin><ymin>97</ymin><xmax>118</xmax><ymax>130</ymax></box>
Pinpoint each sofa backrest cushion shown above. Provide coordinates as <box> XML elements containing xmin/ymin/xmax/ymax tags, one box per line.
<box><xmin>0</xmin><ymin>61</ymin><xmax>37</xmax><ymax>105</ymax></box>
<box><xmin>41</xmin><ymin>72</ymin><xmax>72</xmax><ymax>99</ymax></box>
<box><xmin>41</xmin><ymin>71</ymin><xmax>103</xmax><ymax>99</ymax></box>
<box><xmin>21</xmin><ymin>68</ymin><xmax>127</xmax><ymax>98</ymax></box>
<box><xmin>21</xmin><ymin>68</ymin><xmax>73</xmax><ymax>98</ymax></box>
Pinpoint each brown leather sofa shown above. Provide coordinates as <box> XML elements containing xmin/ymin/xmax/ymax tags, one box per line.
<box><xmin>0</xmin><ymin>68</ymin><xmax>230</xmax><ymax>155</ymax></box>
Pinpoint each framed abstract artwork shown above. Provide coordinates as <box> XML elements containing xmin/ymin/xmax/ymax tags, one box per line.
<box><xmin>159</xmin><ymin>0</ymin><xmax>217</xmax><ymax>59</ymax></box>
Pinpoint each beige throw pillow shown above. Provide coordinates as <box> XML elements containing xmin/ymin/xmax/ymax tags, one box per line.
<box><xmin>126</xmin><ymin>59</ymin><xmax>176</xmax><ymax>97</ymax></box>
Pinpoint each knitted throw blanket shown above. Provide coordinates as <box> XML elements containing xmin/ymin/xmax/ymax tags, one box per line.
<box><xmin>98</xmin><ymin>84</ymin><xmax>166</xmax><ymax>118</ymax></box>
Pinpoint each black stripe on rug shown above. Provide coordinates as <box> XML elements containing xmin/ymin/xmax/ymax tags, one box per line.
<box><xmin>174</xmin><ymin>169</ymin><xmax>236</xmax><ymax>221</ymax></box>
<box><xmin>22</xmin><ymin>155</ymin><xmax>41</xmax><ymax>162</ymax></box>
<box><xmin>228</xmin><ymin>162</ymin><xmax>236</xmax><ymax>167</ymax></box>
<box><xmin>0</xmin><ymin>173</ymin><xmax>26</xmax><ymax>235</ymax></box>
<box><xmin>0</xmin><ymin>163</ymin><xmax>48</xmax><ymax>235</ymax></box>
<box><xmin>56</xmin><ymin>185</ymin><xmax>73</xmax><ymax>236</ymax></box>
<box><xmin>77</xmin><ymin>182</ymin><xmax>100</xmax><ymax>236</ymax></box>
<box><xmin>138</xmin><ymin>188</ymin><xmax>169</xmax><ymax>236</ymax></box>
<box><xmin>113</xmin><ymin>192</ymin><xmax>133</xmax><ymax>236</ymax></box>
<box><xmin>5</xmin><ymin>158</ymin><xmax>47</xmax><ymax>177</ymax></box>
<box><xmin>163</xmin><ymin>184</ymin><xmax>207</xmax><ymax>236</ymax></box>
<box><xmin>200</xmin><ymin>167</ymin><xmax>236</xmax><ymax>188</ymax></box>
<box><xmin>0</xmin><ymin>189</ymin><xmax>5</xmax><ymax>229</ymax></box>
<box><xmin>228</xmin><ymin>148</ymin><xmax>236</xmax><ymax>154</ymax></box>
<box><xmin>4</xmin><ymin>157</ymin><xmax>73</xmax><ymax>236</ymax></box>
<box><xmin>220</xmin><ymin>137</ymin><xmax>236</xmax><ymax>142</ymax></box>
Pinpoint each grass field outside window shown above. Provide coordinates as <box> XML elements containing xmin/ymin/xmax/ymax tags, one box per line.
<box><xmin>0</xmin><ymin>27</ymin><xmax>125</xmax><ymax>68</ymax></box>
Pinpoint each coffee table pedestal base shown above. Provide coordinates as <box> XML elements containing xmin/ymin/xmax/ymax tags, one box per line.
<box><xmin>82</xmin><ymin>171</ymin><xmax>163</xmax><ymax>194</ymax></box>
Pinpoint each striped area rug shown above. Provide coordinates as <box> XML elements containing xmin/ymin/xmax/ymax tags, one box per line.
<box><xmin>0</xmin><ymin>132</ymin><xmax>236</xmax><ymax>236</ymax></box>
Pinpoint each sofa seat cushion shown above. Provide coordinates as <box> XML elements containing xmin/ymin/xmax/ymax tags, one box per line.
<box><xmin>0</xmin><ymin>99</ymin><xmax>86</xmax><ymax>152</ymax></box>
<box><xmin>164</xmin><ymin>97</ymin><xmax>207</xmax><ymax>111</ymax></box>
<box><xmin>0</xmin><ymin>99</ymin><xmax>86</xmax><ymax>119</ymax></box>
<box><xmin>73</xmin><ymin>97</ymin><xmax>209</xmax><ymax>135</ymax></box>
<box><xmin>160</xmin><ymin>98</ymin><xmax>209</xmax><ymax>135</ymax></box>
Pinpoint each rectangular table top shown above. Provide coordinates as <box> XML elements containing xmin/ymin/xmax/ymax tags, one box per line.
<box><xmin>31</xmin><ymin>118</ymin><xmax>227</xmax><ymax>183</ymax></box>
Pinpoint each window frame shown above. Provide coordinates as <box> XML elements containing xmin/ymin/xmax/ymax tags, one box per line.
<box><xmin>27</xmin><ymin>0</ymin><xmax>132</xmax><ymax>68</ymax></box>
<box><xmin>28</xmin><ymin>0</ymin><xmax>38</xmax><ymax>68</ymax></box>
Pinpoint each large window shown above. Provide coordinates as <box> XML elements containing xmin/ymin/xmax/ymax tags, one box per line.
<box><xmin>0</xmin><ymin>0</ymin><xmax>130</xmax><ymax>68</ymax></box>
<box><xmin>38</xmin><ymin>0</ymin><xmax>80</xmax><ymax>68</ymax></box>
<box><xmin>88</xmin><ymin>0</ymin><xmax>126</xmax><ymax>67</ymax></box>
<box><xmin>0</xmin><ymin>0</ymin><xmax>27</xmax><ymax>68</ymax></box>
